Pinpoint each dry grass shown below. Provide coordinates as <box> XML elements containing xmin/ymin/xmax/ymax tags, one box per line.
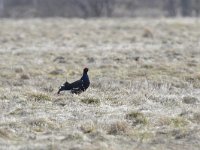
<box><xmin>126</xmin><ymin>111</ymin><xmax>148</xmax><ymax>126</ymax></box>
<box><xmin>0</xmin><ymin>18</ymin><xmax>200</xmax><ymax>150</ymax></box>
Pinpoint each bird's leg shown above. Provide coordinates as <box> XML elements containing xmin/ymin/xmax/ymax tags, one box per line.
<box><xmin>57</xmin><ymin>86</ymin><xmax>63</xmax><ymax>94</ymax></box>
<box><xmin>57</xmin><ymin>90</ymin><xmax>61</xmax><ymax>94</ymax></box>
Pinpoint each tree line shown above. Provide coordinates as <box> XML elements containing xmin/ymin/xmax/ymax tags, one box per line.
<box><xmin>0</xmin><ymin>0</ymin><xmax>199</xmax><ymax>18</ymax></box>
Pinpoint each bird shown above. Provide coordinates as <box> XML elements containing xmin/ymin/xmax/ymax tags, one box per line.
<box><xmin>57</xmin><ymin>68</ymin><xmax>90</xmax><ymax>94</ymax></box>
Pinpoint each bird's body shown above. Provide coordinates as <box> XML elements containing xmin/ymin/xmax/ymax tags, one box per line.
<box><xmin>57</xmin><ymin>68</ymin><xmax>90</xmax><ymax>94</ymax></box>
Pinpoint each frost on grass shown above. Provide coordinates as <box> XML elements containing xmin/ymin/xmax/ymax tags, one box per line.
<box><xmin>0</xmin><ymin>18</ymin><xmax>200</xmax><ymax>150</ymax></box>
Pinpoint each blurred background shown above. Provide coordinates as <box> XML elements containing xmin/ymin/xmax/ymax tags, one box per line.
<box><xmin>0</xmin><ymin>0</ymin><xmax>199</xmax><ymax>18</ymax></box>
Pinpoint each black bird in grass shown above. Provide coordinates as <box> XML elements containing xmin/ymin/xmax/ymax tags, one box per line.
<box><xmin>57</xmin><ymin>68</ymin><xmax>90</xmax><ymax>94</ymax></box>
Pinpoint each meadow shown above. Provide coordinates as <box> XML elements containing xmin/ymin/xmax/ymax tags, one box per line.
<box><xmin>0</xmin><ymin>18</ymin><xmax>200</xmax><ymax>150</ymax></box>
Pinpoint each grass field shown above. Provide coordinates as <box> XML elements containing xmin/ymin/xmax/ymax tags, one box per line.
<box><xmin>0</xmin><ymin>18</ymin><xmax>200</xmax><ymax>150</ymax></box>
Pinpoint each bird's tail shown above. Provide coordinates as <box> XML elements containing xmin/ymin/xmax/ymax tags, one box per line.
<box><xmin>57</xmin><ymin>81</ymin><xmax>71</xmax><ymax>94</ymax></box>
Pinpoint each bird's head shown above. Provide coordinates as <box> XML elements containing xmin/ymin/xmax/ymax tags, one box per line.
<box><xmin>83</xmin><ymin>67</ymin><xmax>89</xmax><ymax>73</ymax></box>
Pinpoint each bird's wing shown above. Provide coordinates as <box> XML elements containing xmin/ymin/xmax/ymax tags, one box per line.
<box><xmin>70</xmin><ymin>79</ymin><xmax>84</xmax><ymax>89</ymax></box>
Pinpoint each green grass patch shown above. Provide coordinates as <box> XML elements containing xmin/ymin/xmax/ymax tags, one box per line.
<box><xmin>81</xmin><ymin>98</ymin><xmax>100</xmax><ymax>105</ymax></box>
<box><xmin>170</xmin><ymin>117</ymin><xmax>189</xmax><ymax>128</ymax></box>
<box><xmin>126</xmin><ymin>111</ymin><xmax>148</xmax><ymax>126</ymax></box>
<box><xmin>28</xmin><ymin>92</ymin><xmax>51</xmax><ymax>102</ymax></box>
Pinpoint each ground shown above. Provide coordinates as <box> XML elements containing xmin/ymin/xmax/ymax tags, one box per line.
<box><xmin>0</xmin><ymin>18</ymin><xmax>200</xmax><ymax>150</ymax></box>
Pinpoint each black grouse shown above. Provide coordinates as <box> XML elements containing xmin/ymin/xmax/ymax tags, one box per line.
<box><xmin>57</xmin><ymin>68</ymin><xmax>90</xmax><ymax>94</ymax></box>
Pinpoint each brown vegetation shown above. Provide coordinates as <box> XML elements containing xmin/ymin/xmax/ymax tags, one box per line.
<box><xmin>0</xmin><ymin>18</ymin><xmax>200</xmax><ymax>149</ymax></box>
